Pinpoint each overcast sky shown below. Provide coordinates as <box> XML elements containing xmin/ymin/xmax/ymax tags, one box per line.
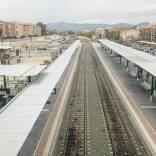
<box><xmin>0</xmin><ymin>0</ymin><xmax>156</xmax><ymax>24</ymax></box>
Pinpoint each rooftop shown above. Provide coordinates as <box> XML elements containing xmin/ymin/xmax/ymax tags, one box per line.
<box><xmin>99</xmin><ymin>39</ymin><xmax>156</xmax><ymax>77</ymax></box>
<box><xmin>0</xmin><ymin>40</ymin><xmax>80</xmax><ymax>156</ymax></box>
<box><xmin>0</xmin><ymin>64</ymin><xmax>47</xmax><ymax>76</ymax></box>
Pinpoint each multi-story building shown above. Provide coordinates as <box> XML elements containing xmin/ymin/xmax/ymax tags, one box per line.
<box><xmin>137</xmin><ymin>24</ymin><xmax>156</xmax><ymax>42</ymax></box>
<box><xmin>8</xmin><ymin>22</ymin><xmax>16</xmax><ymax>37</ymax></box>
<box><xmin>23</xmin><ymin>24</ymin><xmax>32</xmax><ymax>37</ymax></box>
<box><xmin>94</xmin><ymin>28</ymin><xmax>124</xmax><ymax>41</ymax></box>
<box><xmin>93</xmin><ymin>28</ymin><xmax>111</xmax><ymax>40</ymax></box>
<box><xmin>33</xmin><ymin>25</ymin><xmax>41</xmax><ymax>36</ymax></box>
<box><xmin>0</xmin><ymin>21</ymin><xmax>41</xmax><ymax>38</ymax></box>
<box><xmin>93</xmin><ymin>27</ymin><xmax>140</xmax><ymax>43</ymax></box>
<box><xmin>138</xmin><ymin>26</ymin><xmax>151</xmax><ymax>41</ymax></box>
<box><xmin>16</xmin><ymin>23</ymin><xmax>41</xmax><ymax>38</ymax></box>
<box><xmin>151</xmin><ymin>24</ymin><xmax>156</xmax><ymax>42</ymax></box>
<box><xmin>94</xmin><ymin>28</ymin><xmax>106</xmax><ymax>39</ymax></box>
<box><xmin>4</xmin><ymin>22</ymin><xmax>16</xmax><ymax>38</ymax></box>
<box><xmin>107</xmin><ymin>29</ymin><xmax>121</xmax><ymax>40</ymax></box>
<box><xmin>14</xmin><ymin>22</ymin><xmax>25</xmax><ymax>38</ymax></box>
<box><xmin>0</xmin><ymin>22</ymin><xmax>5</xmax><ymax>38</ymax></box>
<box><xmin>120</xmin><ymin>28</ymin><xmax>140</xmax><ymax>42</ymax></box>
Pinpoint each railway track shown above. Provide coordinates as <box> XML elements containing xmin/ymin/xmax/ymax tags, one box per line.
<box><xmin>53</xmin><ymin>41</ymin><xmax>151</xmax><ymax>156</ymax></box>
<box><xmin>62</xmin><ymin>44</ymin><xmax>87</xmax><ymax>155</ymax></box>
<box><xmin>53</xmin><ymin>43</ymin><xmax>88</xmax><ymax>156</ymax></box>
<box><xmin>91</xmin><ymin>49</ymin><xmax>150</xmax><ymax>155</ymax></box>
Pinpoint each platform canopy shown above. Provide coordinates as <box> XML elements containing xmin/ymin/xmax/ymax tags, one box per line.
<box><xmin>0</xmin><ymin>40</ymin><xmax>80</xmax><ymax>156</ymax></box>
<box><xmin>0</xmin><ymin>64</ymin><xmax>47</xmax><ymax>76</ymax></box>
<box><xmin>0</xmin><ymin>46</ymin><xmax>12</xmax><ymax>50</ymax></box>
<box><xmin>99</xmin><ymin>39</ymin><xmax>156</xmax><ymax>77</ymax></box>
<box><xmin>138</xmin><ymin>41</ymin><xmax>156</xmax><ymax>46</ymax></box>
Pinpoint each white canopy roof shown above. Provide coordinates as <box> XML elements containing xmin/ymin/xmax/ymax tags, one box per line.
<box><xmin>0</xmin><ymin>40</ymin><xmax>80</xmax><ymax>156</ymax></box>
<box><xmin>138</xmin><ymin>41</ymin><xmax>156</xmax><ymax>46</ymax></box>
<box><xmin>0</xmin><ymin>64</ymin><xmax>47</xmax><ymax>76</ymax></box>
<box><xmin>0</xmin><ymin>46</ymin><xmax>12</xmax><ymax>50</ymax></box>
<box><xmin>99</xmin><ymin>39</ymin><xmax>156</xmax><ymax>77</ymax></box>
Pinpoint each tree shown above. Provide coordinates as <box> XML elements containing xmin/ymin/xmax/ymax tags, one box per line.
<box><xmin>67</xmin><ymin>30</ymin><xmax>75</xmax><ymax>35</ymax></box>
<box><xmin>36</xmin><ymin>22</ymin><xmax>46</xmax><ymax>36</ymax></box>
<box><xmin>0</xmin><ymin>29</ymin><xmax>3</xmax><ymax>38</ymax></box>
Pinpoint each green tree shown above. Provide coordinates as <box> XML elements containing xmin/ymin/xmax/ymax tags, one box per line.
<box><xmin>36</xmin><ymin>22</ymin><xmax>46</xmax><ymax>36</ymax></box>
<box><xmin>67</xmin><ymin>30</ymin><xmax>75</xmax><ymax>35</ymax></box>
<box><xmin>0</xmin><ymin>29</ymin><xmax>3</xmax><ymax>37</ymax></box>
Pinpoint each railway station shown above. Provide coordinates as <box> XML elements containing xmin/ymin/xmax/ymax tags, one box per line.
<box><xmin>2</xmin><ymin>0</ymin><xmax>156</xmax><ymax>155</ymax></box>
<box><xmin>98</xmin><ymin>39</ymin><xmax>156</xmax><ymax>101</ymax></box>
<box><xmin>0</xmin><ymin>39</ymin><xmax>156</xmax><ymax>156</ymax></box>
<box><xmin>0</xmin><ymin>64</ymin><xmax>47</xmax><ymax>108</ymax></box>
<box><xmin>132</xmin><ymin>41</ymin><xmax>156</xmax><ymax>56</ymax></box>
<box><xmin>0</xmin><ymin>41</ymin><xmax>80</xmax><ymax>156</ymax></box>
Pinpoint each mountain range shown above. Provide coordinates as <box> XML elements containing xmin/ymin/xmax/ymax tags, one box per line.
<box><xmin>47</xmin><ymin>22</ymin><xmax>136</xmax><ymax>32</ymax></box>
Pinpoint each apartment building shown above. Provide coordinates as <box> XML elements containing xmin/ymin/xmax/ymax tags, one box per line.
<box><xmin>5</xmin><ymin>22</ymin><xmax>16</xmax><ymax>37</ymax></box>
<box><xmin>94</xmin><ymin>28</ymin><xmax>106</xmax><ymax>39</ymax></box>
<box><xmin>151</xmin><ymin>24</ymin><xmax>156</xmax><ymax>41</ymax></box>
<box><xmin>33</xmin><ymin>25</ymin><xmax>42</xmax><ymax>36</ymax></box>
<box><xmin>94</xmin><ymin>28</ymin><xmax>124</xmax><ymax>41</ymax></box>
<box><xmin>0</xmin><ymin>21</ymin><xmax>41</xmax><ymax>38</ymax></box>
<box><xmin>0</xmin><ymin>22</ymin><xmax>5</xmax><ymax>38</ymax></box>
<box><xmin>92</xmin><ymin>27</ymin><xmax>140</xmax><ymax>43</ymax></box>
<box><xmin>137</xmin><ymin>24</ymin><xmax>156</xmax><ymax>42</ymax></box>
<box><xmin>120</xmin><ymin>29</ymin><xmax>140</xmax><ymax>42</ymax></box>
<box><xmin>15</xmin><ymin>22</ymin><xmax>25</xmax><ymax>38</ymax></box>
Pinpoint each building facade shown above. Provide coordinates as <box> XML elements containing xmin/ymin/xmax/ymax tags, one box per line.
<box><xmin>94</xmin><ymin>28</ymin><xmax>123</xmax><ymax>41</ymax></box>
<box><xmin>120</xmin><ymin>29</ymin><xmax>140</xmax><ymax>42</ymax></box>
<box><xmin>0</xmin><ymin>21</ymin><xmax>41</xmax><ymax>38</ymax></box>
<box><xmin>0</xmin><ymin>22</ymin><xmax>5</xmax><ymax>38</ymax></box>
<box><xmin>137</xmin><ymin>24</ymin><xmax>156</xmax><ymax>42</ymax></box>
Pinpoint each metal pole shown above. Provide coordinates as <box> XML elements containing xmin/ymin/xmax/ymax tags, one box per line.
<box><xmin>137</xmin><ymin>66</ymin><xmax>140</xmax><ymax>80</ymax></box>
<box><xmin>150</xmin><ymin>76</ymin><xmax>154</xmax><ymax>101</ymax></box>
<box><xmin>154</xmin><ymin>78</ymin><xmax>156</xmax><ymax>95</ymax></box>
<box><xmin>28</xmin><ymin>76</ymin><xmax>31</xmax><ymax>83</ymax></box>
<box><xmin>125</xmin><ymin>60</ymin><xmax>129</xmax><ymax>70</ymax></box>
<box><xmin>119</xmin><ymin>56</ymin><xmax>121</xmax><ymax>64</ymax></box>
<box><xmin>3</xmin><ymin>76</ymin><xmax>6</xmax><ymax>89</ymax></box>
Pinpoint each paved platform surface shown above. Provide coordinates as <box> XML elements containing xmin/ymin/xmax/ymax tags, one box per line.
<box><xmin>94</xmin><ymin>42</ymin><xmax>156</xmax><ymax>131</ymax></box>
<box><xmin>17</xmin><ymin>48</ymin><xmax>79</xmax><ymax>156</ymax></box>
<box><xmin>53</xmin><ymin>41</ymin><xmax>150</xmax><ymax>156</ymax></box>
<box><xmin>0</xmin><ymin>41</ymin><xmax>80</xmax><ymax>156</ymax></box>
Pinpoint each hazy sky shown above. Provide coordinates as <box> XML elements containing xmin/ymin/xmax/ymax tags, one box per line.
<box><xmin>0</xmin><ymin>0</ymin><xmax>156</xmax><ymax>24</ymax></box>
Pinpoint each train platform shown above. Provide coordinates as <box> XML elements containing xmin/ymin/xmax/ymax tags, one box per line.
<box><xmin>93</xmin><ymin>42</ymin><xmax>156</xmax><ymax>154</ymax></box>
<box><xmin>52</xmin><ymin>41</ymin><xmax>150</xmax><ymax>156</ymax></box>
<box><xmin>0</xmin><ymin>40</ymin><xmax>80</xmax><ymax>156</ymax></box>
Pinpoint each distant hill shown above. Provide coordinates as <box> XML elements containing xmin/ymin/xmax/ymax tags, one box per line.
<box><xmin>47</xmin><ymin>22</ymin><xmax>134</xmax><ymax>31</ymax></box>
<box><xmin>111</xmin><ymin>23</ymin><xmax>134</xmax><ymax>29</ymax></box>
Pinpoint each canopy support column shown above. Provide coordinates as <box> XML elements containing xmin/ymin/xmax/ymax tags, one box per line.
<box><xmin>109</xmin><ymin>49</ymin><xmax>112</xmax><ymax>56</ymax></box>
<box><xmin>137</xmin><ymin>67</ymin><xmax>143</xmax><ymax>80</ymax></box>
<box><xmin>154</xmin><ymin>78</ymin><xmax>156</xmax><ymax>95</ymax></box>
<box><xmin>3</xmin><ymin>76</ymin><xmax>7</xmax><ymax>89</ymax></box>
<box><xmin>137</xmin><ymin>67</ymin><xmax>140</xmax><ymax>80</ymax></box>
<box><xmin>119</xmin><ymin>56</ymin><xmax>122</xmax><ymax>64</ymax></box>
<box><xmin>28</xmin><ymin>76</ymin><xmax>31</xmax><ymax>83</ymax></box>
<box><xmin>150</xmin><ymin>76</ymin><xmax>155</xmax><ymax>102</ymax></box>
<box><xmin>125</xmin><ymin>60</ymin><xmax>129</xmax><ymax>70</ymax></box>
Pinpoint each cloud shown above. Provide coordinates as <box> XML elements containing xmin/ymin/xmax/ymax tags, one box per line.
<box><xmin>0</xmin><ymin>0</ymin><xmax>155</xmax><ymax>24</ymax></box>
